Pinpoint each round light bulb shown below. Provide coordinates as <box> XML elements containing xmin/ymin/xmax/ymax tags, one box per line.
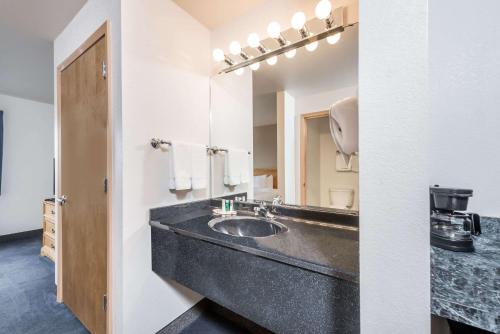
<box><xmin>212</xmin><ymin>48</ymin><xmax>225</xmax><ymax>62</ymax></box>
<box><xmin>267</xmin><ymin>22</ymin><xmax>282</xmax><ymax>39</ymax></box>
<box><xmin>291</xmin><ymin>12</ymin><xmax>306</xmax><ymax>30</ymax></box>
<box><xmin>327</xmin><ymin>32</ymin><xmax>341</xmax><ymax>45</ymax></box>
<box><xmin>266</xmin><ymin>56</ymin><xmax>278</xmax><ymax>66</ymax></box>
<box><xmin>315</xmin><ymin>0</ymin><xmax>332</xmax><ymax>20</ymax></box>
<box><xmin>250</xmin><ymin>62</ymin><xmax>260</xmax><ymax>71</ymax></box>
<box><xmin>285</xmin><ymin>48</ymin><xmax>297</xmax><ymax>59</ymax></box>
<box><xmin>305</xmin><ymin>40</ymin><xmax>318</xmax><ymax>52</ymax></box>
<box><xmin>247</xmin><ymin>33</ymin><xmax>261</xmax><ymax>48</ymax></box>
<box><xmin>229</xmin><ymin>41</ymin><xmax>241</xmax><ymax>55</ymax></box>
<box><xmin>235</xmin><ymin>67</ymin><xmax>245</xmax><ymax>76</ymax></box>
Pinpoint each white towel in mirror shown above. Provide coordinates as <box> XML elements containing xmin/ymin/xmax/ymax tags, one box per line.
<box><xmin>224</xmin><ymin>149</ymin><xmax>249</xmax><ymax>186</ymax></box>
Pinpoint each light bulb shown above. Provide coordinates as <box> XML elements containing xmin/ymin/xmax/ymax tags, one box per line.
<box><xmin>315</xmin><ymin>0</ymin><xmax>332</xmax><ymax>20</ymax></box>
<box><xmin>229</xmin><ymin>41</ymin><xmax>241</xmax><ymax>55</ymax></box>
<box><xmin>247</xmin><ymin>33</ymin><xmax>261</xmax><ymax>48</ymax></box>
<box><xmin>250</xmin><ymin>62</ymin><xmax>260</xmax><ymax>71</ymax></box>
<box><xmin>327</xmin><ymin>32</ymin><xmax>341</xmax><ymax>45</ymax></box>
<box><xmin>212</xmin><ymin>48</ymin><xmax>225</xmax><ymax>62</ymax></box>
<box><xmin>266</xmin><ymin>56</ymin><xmax>278</xmax><ymax>66</ymax></box>
<box><xmin>235</xmin><ymin>67</ymin><xmax>245</xmax><ymax>76</ymax></box>
<box><xmin>267</xmin><ymin>22</ymin><xmax>282</xmax><ymax>39</ymax></box>
<box><xmin>291</xmin><ymin>12</ymin><xmax>306</xmax><ymax>30</ymax></box>
<box><xmin>285</xmin><ymin>48</ymin><xmax>296</xmax><ymax>59</ymax></box>
<box><xmin>305</xmin><ymin>40</ymin><xmax>318</xmax><ymax>52</ymax></box>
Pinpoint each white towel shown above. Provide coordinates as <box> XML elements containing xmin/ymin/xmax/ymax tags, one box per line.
<box><xmin>329</xmin><ymin>96</ymin><xmax>358</xmax><ymax>165</ymax></box>
<box><xmin>168</xmin><ymin>142</ymin><xmax>192</xmax><ymax>191</ymax></box>
<box><xmin>240</xmin><ymin>151</ymin><xmax>249</xmax><ymax>184</ymax></box>
<box><xmin>224</xmin><ymin>149</ymin><xmax>248</xmax><ymax>186</ymax></box>
<box><xmin>190</xmin><ymin>144</ymin><xmax>208</xmax><ymax>190</ymax></box>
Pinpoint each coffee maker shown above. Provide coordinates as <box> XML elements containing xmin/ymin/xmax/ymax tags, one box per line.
<box><xmin>430</xmin><ymin>186</ymin><xmax>481</xmax><ymax>252</ymax></box>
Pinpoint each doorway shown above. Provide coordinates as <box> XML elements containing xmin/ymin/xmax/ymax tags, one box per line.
<box><xmin>300</xmin><ymin>111</ymin><xmax>359</xmax><ymax>210</ymax></box>
<box><xmin>56</xmin><ymin>22</ymin><xmax>111</xmax><ymax>334</ymax></box>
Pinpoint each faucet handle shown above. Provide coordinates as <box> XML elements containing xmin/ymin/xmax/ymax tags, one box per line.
<box><xmin>272</xmin><ymin>195</ymin><xmax>283</xmax><ymax>206</ymax></box>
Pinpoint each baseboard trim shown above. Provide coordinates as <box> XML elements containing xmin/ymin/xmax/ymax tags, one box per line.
<box><xmin>0</xmin><ymin>229</ymin><xmax>43</xmax><ymax>243</ymax></box>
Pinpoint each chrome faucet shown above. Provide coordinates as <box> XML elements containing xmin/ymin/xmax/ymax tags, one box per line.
<box><xmin>271</xmin><ymin>195</ymin><xmax>283</xmax><ymax>213</ymax></box>
<box><xmin>254</xmin><ymin>202</ymin><xmax>274</xmax><ymax>219</ymax></box>
<box><xmin>272</xmin><ymin>195</ymin><xmax>283</xmax><ymax>206</ymax></box>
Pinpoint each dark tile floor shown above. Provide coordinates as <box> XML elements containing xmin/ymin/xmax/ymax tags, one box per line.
<box><xmin>179</xmin><ymin>310</ymin><xmax>254</xmax><ymax>334</ymax></box>
<box><xmin>0</xmin><ymin>236</ymin><xmax>88</xmax><ymax>334</ymax></box>
<box><xmin>158</xmin><ymin>298</ymin><xmax>273</xmax><ymax>334</ymax></box>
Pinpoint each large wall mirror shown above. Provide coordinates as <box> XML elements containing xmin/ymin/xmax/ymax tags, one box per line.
<box><xmin>210</xmin><ymin>10</ymin><xmax>358</xmax><ymax>213</ymax></box>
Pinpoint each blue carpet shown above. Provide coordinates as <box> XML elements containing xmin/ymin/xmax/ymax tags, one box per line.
<box><xmin>0</xmin><ymin>236</ymin><xmax>88</xmax><ymax>334</ymax></box>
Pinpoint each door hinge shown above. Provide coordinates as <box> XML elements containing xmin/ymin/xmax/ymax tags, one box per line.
<box><xmin>104</xmin><ymin>178</ymin><xmax>108</xmax><ymax>193</ymax></box>
<box><xmin>103</xmin><ymin>294</ymin><xmax>108</xmax><ymax>312</ymax></box>
<box><xmin>102</xmin><ymin>62</ymin><xmax>107</xmax><ymax>79</ymax></box>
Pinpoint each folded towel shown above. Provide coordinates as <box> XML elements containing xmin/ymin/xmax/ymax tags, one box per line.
<box><xmin>190</xmin><ymin>144</ymin><xmax>208</xmax><ymax>190</ymax></box>
<box><xmin>224</xmin><ymin>149</ymin><xmax>248</xmax><ymax>186</ymax></box>
<box><xmin>240</xmin><ymin>150</ymin><xmax>249</xmax><ymax>184</ymax></box>
<box><xmin>329</xmin><ymin>96</ymin><xmax>358</xmax><ymax>165</ymax></box>
<box><xmin>169</xmin><ymin>141</ymin><xmax>192</xmax><ymax>191</ymax></box>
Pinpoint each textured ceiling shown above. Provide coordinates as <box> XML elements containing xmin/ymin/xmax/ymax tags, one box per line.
<box><xmin>0</xmin><ymin>0</ymin><xmax>87</xmax><ymax>41</ymax></box>
<box><xmin>0</xmin><ymin>0</ymin><xmax>87</xmax><ymax>103</ymax></box>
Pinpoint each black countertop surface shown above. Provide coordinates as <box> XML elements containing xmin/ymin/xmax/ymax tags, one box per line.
<box><xmin>150</xmin><ymin>204</ymin><xmax>359</xmax><ymax>283</ymax></box>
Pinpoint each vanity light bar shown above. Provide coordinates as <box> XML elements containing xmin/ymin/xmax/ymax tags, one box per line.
<box><xmin>214</xmin><ymin>3</ymin><xmax>347</xmax><ymax>74</ymax></box>
<box><xmin>219</xmin><ymin>25</ymin><xmax>345</xmax><ymax>74</ymax></box>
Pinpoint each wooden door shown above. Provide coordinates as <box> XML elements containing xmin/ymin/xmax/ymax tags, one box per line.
<box><xmin>60</xmin><ymin>36</ymin><xmax>108</xmax><ymax>334</ymax></box>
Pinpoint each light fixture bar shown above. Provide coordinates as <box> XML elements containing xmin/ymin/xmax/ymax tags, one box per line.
<box><xmin>219</xmin><ymin>25</ymin><xmax>345</xmax><ymax>74</ymax></box>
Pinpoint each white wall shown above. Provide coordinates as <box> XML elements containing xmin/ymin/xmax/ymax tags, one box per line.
<box><xmin>121</xmin><ymin>0</ymin><xmax>210</xmax><ymax>333</ymax></box>
<box><xmin>0</xmin><ymin>94</ymin><xmax>54</xmax><ymax>235</ymax></box>
<box><xmin>283</xmin><ymin>92</ymin><xmax>296</xmax><ymax>203</ymax></box>
<box><xmin>210</xmin><ymin>71</ymin><xmax>253</xmax><ymax>198</ymax></box>
<box><xmin>253</xmin><ymin>93</ymin><xmax>277</xmax><ymax>127</ymax></box>
<box><xmin>54</xmin><ymin>0</ymin><xmax>123</xmax><ymax>330</ymax></box>
<box><xmin>253</xmin><ymin>125</ymin><xmax>277</xmax><ymax>169</ymax></box>
<box><xmin>429</xmin><ymin>0</ymin><xmax>500</xmax><ymax>217</ymax></box>
<box><xmin>359</xmin><ymin>1</ymin><xmax>429</xmax><ymax>333</ymax></box>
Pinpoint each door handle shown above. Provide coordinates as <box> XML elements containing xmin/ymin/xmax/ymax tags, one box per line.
<box><xmin>56</xmin><ymin>195</ymin><xmax>67</xmax><ymax>206</ymax></box>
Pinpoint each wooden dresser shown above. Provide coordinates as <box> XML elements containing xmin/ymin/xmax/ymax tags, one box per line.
<box><xmin>40</xmin><ymin>199</ymin><xmax>56</xmax><ymax>261</ymax></box>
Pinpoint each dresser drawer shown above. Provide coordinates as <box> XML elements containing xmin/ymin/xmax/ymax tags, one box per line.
<box><xmin>43</xmin><ymin>201</ymin><xmax>56</xmax><ymax>219</ymax></box>
<box><xmin>44</xmin><ymin>219</ymin><xmax>56</xmax><ymax>236</ymax></box>
<box><xmin>43</xmin><ymin>232</ymin><xmax>55</xmax><ymax>251</ymax></box>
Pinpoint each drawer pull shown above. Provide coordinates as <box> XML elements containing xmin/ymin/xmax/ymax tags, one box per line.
<box><xmin>51</xmin><ymin>244</ymin><xmax>55</xmax><ymax>250</ymax></box>
<box><xmin>51</xmin><ymin>210</ymin><xmax>55</xmax><ymax>215</ymax></box>
<box><xmin>51</xmin><ymin>228</ymin><xmax>55</xmax><ymax>234</ymax></box>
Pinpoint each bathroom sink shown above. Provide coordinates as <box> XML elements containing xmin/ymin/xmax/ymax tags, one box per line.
<box><xmin>208</xmin><ymin>216</ymin><xmax>287</xmax><ymax>238</ymax></box>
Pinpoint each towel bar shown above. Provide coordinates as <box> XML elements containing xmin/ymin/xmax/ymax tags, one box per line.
<box><xmin>151</xmin><ymin>138</ymin><xmax>171</xmax><ymax>149</ymax></box>
<box><xmin>150</xmin><ymin>138</ymin><xmax>251</xmax><ymax>155</ymax></box>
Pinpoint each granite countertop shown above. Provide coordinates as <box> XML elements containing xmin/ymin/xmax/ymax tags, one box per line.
<box><xmin>150</xmin><ymin>203</ymin><xmax>359</xmax><ymax>283</ymax></box>
<box><xmin>431</xmin><ymin>217</ymin><xmax>500</xmax><ymax>333</ymax></box>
